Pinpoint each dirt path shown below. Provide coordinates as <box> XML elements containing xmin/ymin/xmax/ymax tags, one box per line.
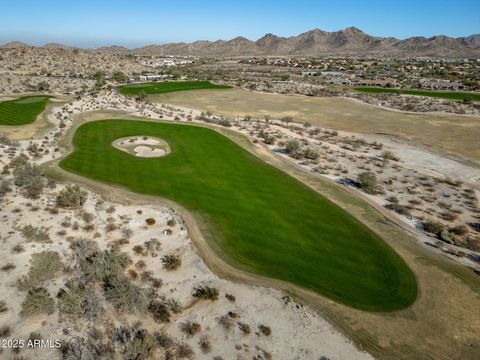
<box><xmin>42</xmin><ymin>111</ymin><xmax>480</xmax><ymax>360</ymax></box>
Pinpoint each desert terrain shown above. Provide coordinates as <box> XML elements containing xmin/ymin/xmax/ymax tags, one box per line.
<box><xmin>0</xmin><ymin>25</ymin><xmax>479</xmax><ymax>360</ymax></box>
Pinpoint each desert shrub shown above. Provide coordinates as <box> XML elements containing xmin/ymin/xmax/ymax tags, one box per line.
<box><xmin>439</xmin><ymin>230</ymin><xmax>456</xmax><ymax>244</ymax></box>
<box><xmin>82</xmin><ymin>248</ymin><xmax>129</xmax><ymax>282</ymax></box>
<box><xmin>121</xmin><ymin>226</ymin><xmax>133</xmax><ymax>238</ymax></box>
<box><xmin>225</xmin><ymin>293</ymin><xmax>236</xmax><ymax>302</ymax></box>
<box><xmin>9</xmin><ymin>154</ymin><xmax>28</xmax><ymax>169</ymax></box>
<box><xmin>179</xmin><ymin>321</ymin><xmax>201</xmax><ymax>337</ymax></box>
<box><xmin>21</xmin><ymin>287</ymin><xmax>55</xmax><ymax>317</ymax></box>
<box><xmin>57</xmin><ymin>279</ymin><xmax>104</xmax><ymax>321</ymax></box>
<box><xmin>386</xmin><ymin>196</ymin><xmax>399</xmax><ymax>203</ymax></box>
<box><xmin>21</xmin><ymin>224</ymin><xmax>50</xmax><ymax>242</ymax></box>
<box><xmin>0</xmin><ymin>325</ymin><xmax>11</xmax><ymax>337</ymax></box>
<box><xmin>145</xmin><ymin>217</ymin><xmax>156</xmax><ymax>225</ymax></box>
<box><xmin>1</xmin><ymin>263</ymin><xmax>16</xmax><ymax>272</ymax></box>
<box><xmin>135</xmin><ymin>260</ymin><xmax>146</xmax><ymax>269</ymax></box>
<box><xmin>105</xmin><ymin>223</ymin><xmax>118</xmax><ymax>232</ymax></box>
<box><xmin>105</xmin><ymin>205</ymin><xmax>115</xmax><ymax>213</ymax></box>
<box><xmin>59</xmin><ymin>336</ymin><xmax>115</xmax><ymax>360</ymax></box>
<box><xmin>104</xmin><ymin>275</ymin><xmax>146</xmax><ymax>313</ymax></box>
<box><xmin>237</xmin><ymin>322</ymin><xmax>251</xmax><ymax>335</ymax></box>
<box><xmin>161</xmin><ymin>254</ymin><xmax>181</xmax><ymax>270</ymax></box>
<box><xmin>192</xmin><ymin>283</ymin><xmax>219</xmax><ymax>301</ymax></box>
<box><xmin>148</xmin><ymin>299</ymin><xmax>171</xmax><ymax>323</ymax></box>
<box><xmin>70</xmin><ymin>237</ymin><xmax>99</xmax><ymax>262</ymax></box>
<box><xmin>13</xmin><ymin>162</ymin><xmax>41</xmax><ymax>186</ymax></box>
<box><xmin>132</xmin><ymin>245</ymin><xmax>145</xmax><ymax>255</ymax></box>
<box><xmin>11</xmin><ymin>244</ymin><xmax>25</xmax><ymax>253</ymax></box>
<box><xmin>56</xmin><ymin>185</ymin><xmax>88</xmax><ymax>208</ymax></box>
<box><xmin>176</xmin><ymin>343</ymin><xmax>194</xmax><ymax>359</ymax></box>
<box><xmin>165</xmin><ymin>298</ymin><xmax>182</xmax><ymax>314</ymax></box>
<box><xmin>144</xmin><ymin>238</ymin><xmax>160</xmax><ymax>256</ymax></box>
<box><xmin>154</xmin><ymin>332</ymin><xmax>175</xmax><ymax>350</ymax></box>
<box><xmin>0</xmin><ymin>177</ymin><xmax>11</xmax><ymax>198</ymax></box>
<box><xmin>259</xmin><ymin>324</ymin><xmax>271</xmax><ymax>336</ymax></box>
<box><xmin>285</xmin><ymin>139</ymin><xmax>300</xmax><ymax>154</ymax></box>
<box><xmin>357</xmin><ymin>171</ymin><xmax>378</xmax><ymax>194</ymax></box>
<box><xmin>167</xmin><ymin>219</ymin><xmax>176</xmax><ymax>227</ymax></box>
<box><xmin>150</xmin><ymin>277</ymin><xmax>163</xmax><ymax>289</ymax></box>
<box><xmin>385</xmin><ymin>203</ymin><xmax>411</xmax><ymax>216</ymax></box>
<box><xmin>303</xmin><ymin>147</ymin><xmax>319</xmax><ymax>160</ymax></box>
<box><xmin>451</xmin><ymin>225</ymin><xmax>468</xmax><ymax>236</ymax></box>
<box><xmin>18</xmin><ymin>251</ymin><xmax>63</xmax><ymax>290</ymax></box>
<box><xmin>423</xmin><ymin>220</ymin><xmax>444</xmax><ymax>235</ymax></box>
<box><xmin>198</xmin><ymin>335</ymin><xmax>211</xmax><ymax>353</ymax></box>
<box><xmin>122</xmin><ymin>333</ymin><xmax>157</xmax><ymax>360</ymax></box>
<box><xmin>381</xmin><ymin>150</ymin><xmax>399</xmax><ymax>161</ymax></box>
<box><xmin>218</xmin><ymin>314</ymin><xmax>233</xmax><ymax>330</ymax></box>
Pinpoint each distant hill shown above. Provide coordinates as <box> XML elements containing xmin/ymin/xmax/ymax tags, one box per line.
<box><xmin>2</xmin><ymin>27</ymin><xmax>479</xmax><ymax>57</ymax></box>
<box><xmin>0</xmin><ymin>41</ymin><xmax>31</xmax><ymax>49</ymax></box>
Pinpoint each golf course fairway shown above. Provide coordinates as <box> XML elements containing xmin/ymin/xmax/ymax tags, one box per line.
<box><xmin>60</xmin><ymin>120</ymin><xmax>417</xmax><ymax>311</ymax></box>
<box><xmin>0</xmin><ymin>96</ymin><xmax>50</xmax><ymax>126</ymax></box>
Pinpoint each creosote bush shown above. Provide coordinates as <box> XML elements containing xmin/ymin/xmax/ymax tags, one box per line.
<box><xmin>179</xmin><ymin>321</ymin><xmax>201</xmax><ymax>337</ymax></box>
<box><xmin>56</xmin><ymin>184</ymin><xmax>88</xmax><ymax>208</ymax></box>
<box><xmin>21</xmin><ymin>287</ymin><xmax>55</xmax><ymax>317</ymax></box>
<box><xmin>161</xmin><ymin>254</ymin><xmax>181</xmax><ymax>270</ymax></box>
<box><xmin>18</xmin><ymin>251</ymin><xmax>63</xmax><ymax>290</ymax></box>
<box><xmin>357</xmin><ymin>171</ymin><xmax>378</xmax><ymax>194</ymax></box>
<box><xmin>192</xmin><ymin>283</ymin><xmax>219</xmax><ymax>301</ymax></box>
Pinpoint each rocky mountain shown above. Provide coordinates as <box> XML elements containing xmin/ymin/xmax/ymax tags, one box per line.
<box><xmin>465</xmin><ymin>34</ymin><xmax>480</xmax><ymax>45</ymax></box>
<box><xmin>131</xmin><ymin>27</ymin><xmax>480</xmax><ymax>57</ymax></box>
<box><xmin>2</xmin><ymin>28</ymin><xmax>479</xmax><ymax>57</ymax></box>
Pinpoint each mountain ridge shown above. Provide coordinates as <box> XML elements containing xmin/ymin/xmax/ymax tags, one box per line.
<box><xmin>1</xmin><ymin>27</ymin><xmax>479</xmax><ymax>57</ymax></box>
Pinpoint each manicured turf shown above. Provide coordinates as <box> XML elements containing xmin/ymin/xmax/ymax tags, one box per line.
<box><xmin>355</xmin><ymin>87</ymin><xmax>480</xmax><ymax>101</ymax></box>
<box><xmin>0</xmin><ymin>96</ymin><xmax>50</xmax><ymax>126</ymax></box>
<box><xmin>119</xmin><ymin>81</ymin><xmax>230</xmax><ymax>95</ymax></box>
<box><xmin>61</xmin><ymin>120</ymin><xmax>417</xmax><ymax>311</ymax></box>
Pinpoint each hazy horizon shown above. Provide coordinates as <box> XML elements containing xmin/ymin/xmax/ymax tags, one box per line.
<box><xmin>0</xmin><ymin>0</ymin><xmax>479</xmax><ymax>48</ymax></box>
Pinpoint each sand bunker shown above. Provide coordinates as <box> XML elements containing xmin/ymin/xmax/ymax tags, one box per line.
<box><xmin>112</xmin><ymin>136</ymin><xmax>170</xmax><ymax>158</ymax></box>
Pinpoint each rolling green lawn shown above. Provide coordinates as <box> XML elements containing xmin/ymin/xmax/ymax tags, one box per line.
<box><xmin>0</xmin><ymin>96</ymin><xmax>50</xmax><ymax>126</ymax></box>
<box><xmin>119</xmin><ymin>80</ymin><xmax>230</xmax><ymax>95</ymax></box>
<box><xmin>355</xmin><ymin>87</ymin><xmax>480</xmax><ymax>101</ymax></box>
<box><xmin>60</xmin><ymin>120</ymin><xmax>417</xmax><ymax>311</ymax></box>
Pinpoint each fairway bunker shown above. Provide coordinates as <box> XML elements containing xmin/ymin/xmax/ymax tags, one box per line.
<box><xmin>112</xmin><ymin>135</ymin><xmax>171</xmax><ymax>158</ymax></box>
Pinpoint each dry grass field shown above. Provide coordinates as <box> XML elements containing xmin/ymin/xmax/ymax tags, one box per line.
<box><xmin>152</xmin><ymin>88</ymin><xmax>480</xmax><ymax>164</ymax></box>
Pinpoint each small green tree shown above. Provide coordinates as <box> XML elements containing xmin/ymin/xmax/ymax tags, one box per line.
<box><xmin>357</xmin><ymin>171</ymin><xmax>378</xmax><ymax>194</ymax></box>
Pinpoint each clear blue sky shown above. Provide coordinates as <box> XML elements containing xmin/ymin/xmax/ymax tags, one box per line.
<box><xmin>0</xmin><ymin>0</ymin><xmax>478</xmax><ymax>48</ymax></box>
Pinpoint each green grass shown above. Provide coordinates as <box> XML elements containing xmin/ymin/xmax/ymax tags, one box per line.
<box><xmin>60</xmin><ymin>120</ymin><xmax>417</xmax><ymax>311</ymax></box>
<box><xmin>354</xmin><ymin>87</ymin><xmax>480</xmax><ymax>101</ymax></box>
<box><xmin>119</xmin><ymin>81</ymin><xmax>230</xmax><ymax>96</ymax></box>
<box><xmin>0</xmin><ymin>96</ymin><xmax>50</xmax><ymax>125</ymax></box>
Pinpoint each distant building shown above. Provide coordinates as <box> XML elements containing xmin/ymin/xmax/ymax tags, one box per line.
<box><xmin>136</xmin><ymin>73</ymin><xmax>173</xmax><ymax>82</ymax></box>
<box><xmin>356</xmin><ymin>79</ymin><xmax>400</xmax><ymax>88</ymax></box>
<box><xmin>419</xmin><ymin>79</ymin><xmax>468</xmax><ymax>91</ymax></box>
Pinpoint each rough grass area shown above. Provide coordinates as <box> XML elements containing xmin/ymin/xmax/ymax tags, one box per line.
<box><xmin>60</xmin><ymin>120</ymin><xmax>417</xmax><ymax>311</ymax></box>
<box><xmin>0</xmin><ymin>96</ymin><xmax>50</xmax><ymax>125</ymax></box>
<box><xmin>118</xmin><ymin>81</ymin><xmax>230</xmax><ymax>95</ymax></box>
<box><xmin>354</xmin><ymin>87</ymin><xmax>480</xmax><ymax>101</ymax></box>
